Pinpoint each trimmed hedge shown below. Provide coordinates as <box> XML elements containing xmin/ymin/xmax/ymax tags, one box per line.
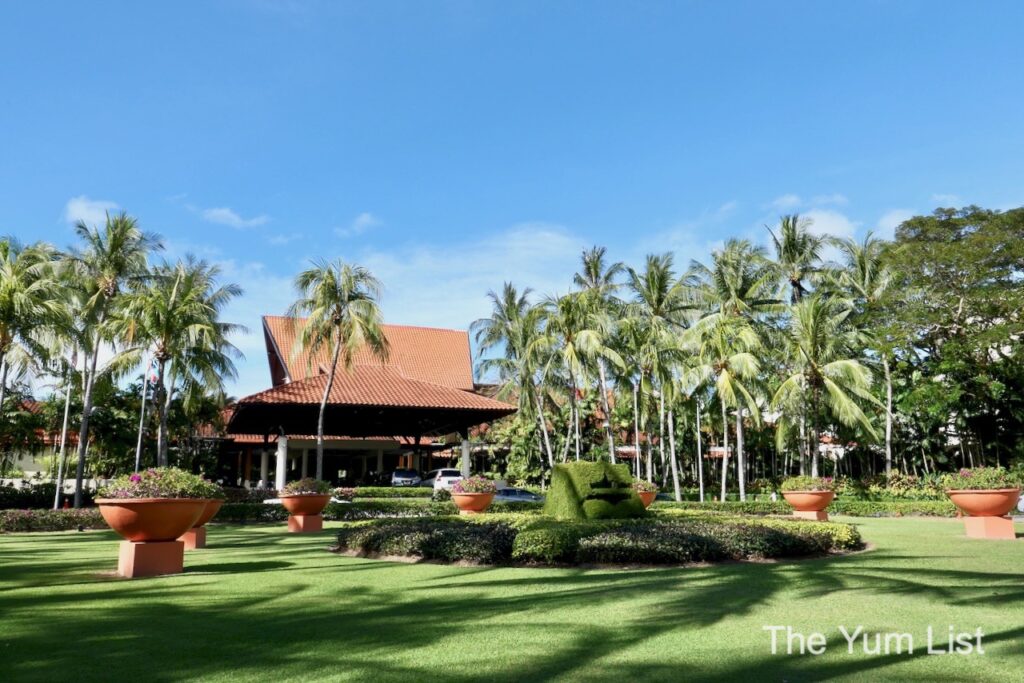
<box><xmin>651</xmin><ymin>499</ymin><xmax>959</xmax><ymax>517</ymax></box>
<box><xmin>216</xmin><ymin>498</ymin><xmax>541</xmax><ymax>523</ymax></box>
<box><xmin>0</xmin><ymin>482</ymin><xmax>94</xmax><ymax>510</ymax></box>
<box><xmin>351</xmin><ymin>486</ymin><xmax>433</xmax><ymax>499</ymax></box>
<box><xmin>334</xmin><ymin>513</ymin><xmax>862</xmax><ymax>566</ymax></box>
<box><xmin>0</xmin><ymin>509</ymin><xmax>106</xmax><ymax>533</ymax></box>
<box><xmin>545</xmin><ymin>461</ymin><xmax>646</xmax><ymax>520</ymax></box>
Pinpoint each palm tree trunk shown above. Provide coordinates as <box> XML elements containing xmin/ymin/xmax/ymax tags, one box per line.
<box><xmin>159</xmin><ymin>364</ymin><xmax>174</xmax><ymax>468</ymax></box>
<box><xmin>720</xmin><ymin>402</ymin><xmax>729</xmax><ymax>502</ymax></box>
<box><xmin>799</xmin><ymin>412</ymin><xmax>808</xmax><ymax>476</ymax></box>
<box><xmin>0</xmin><ymin>354</ymin><xmax>9</xmax><ymax>420</ymax></box>
<box><xmin>696</xmin><ymin>399</ymin><xmax>704</xmax><ymax>503</ymax></box>
<box><xmin>658</xmin><ymin>390</ymin><xmax>666</xmax><ymax>479</ymax></box>
<box><xmin>155</xmin><ymin>359</ymin><xmax>170</xmax><ymax>466</ymax></box>
<box><xmin>73</xmin><ymin>342</ymin><xmax>101</xmax><ymax>508</ymax></box>
<box><xmin>534</xmin><ymin>389</ymin><xmax>554</xmax><ymax>469</ymax></box>
<box><xmin>632</xmin><ymin>380</ymin><xmax>641</xmax><ymax>479</ymax></box>
<box><xmin>667</xmin><ymin>408</ymin><xmax>681</xmax><ymax>501</ymax></box>
<box><xmin>134</xmin><ymin>362</ymin><xmax>150</xmax><ymax>471</ymax></box>
<box><xmin>810</xmin><ymin>390</ymin><xmax>821</xmax><ymax>478</ymax></box>
<box><xmin>317</xmin><ymin>334</ymin><xmax>344</xmax><ymax>481</ymax></box>
<box><xmin>598</xmin><ymin>362</ymin><xmax>615</xmax><ymax>463</ymax></box>
<box><xmin>736</xmin><ymin>408</ymin><xmax>746</xmax><ymax>502</ymax></box>
<box><xmin>53</xmin><ymin>368</ymin><xmax>74</xmax><ymax>509</ymax></box>
<box><xmin>884</xmin><ymin>356</ymin><xmax>893</xmax><ymax>476</ymax></box>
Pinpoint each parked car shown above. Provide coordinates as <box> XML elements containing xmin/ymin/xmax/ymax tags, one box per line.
<box><xmin>494</xmin><ymin>487</ymin><xmax>544</xmax><ymax>503</ymax></box>
<box><xmin>421</xmin><ymin>468</ymin><xmax>463</xmax><ymax>490</ymax></box>
<box><xmin>390</xmin><ymin>468</ymin><xmax>422</xmax><ymax>487</ymax></box>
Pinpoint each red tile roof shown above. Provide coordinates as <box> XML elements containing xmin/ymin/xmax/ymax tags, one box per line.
<box><xmin>239</xmin><ymin>365</ymin><xmax>512</xmax><ymax>412</ymax></box>
<box><xmin>262</xmin><ymin>315</ymin><xmax>475</xmax><ymax>390</ymax></box>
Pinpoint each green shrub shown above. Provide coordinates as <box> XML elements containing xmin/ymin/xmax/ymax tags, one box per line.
<box><xmin>98</xmin><ymin>468</ymin><xmax>222</xmax><ymax>499</ymax></box>
<box><xmin>780</xmin><ymin>475</ymin><xmax>836</xmax><ymax>492</ymax></box>
<box><xmin>352</xmin><ymin>486</ymin><xmax>432</xmax><ymax>499</ymax></box>
<box><xmin>651</xmin><ymin>499</ymin><xmax>958</xmax><ymax>517</ymax></box>
<box><xmin>280</xmin><ymin>478</ymin><xmax>332</xmax><ymax>495</ymax></box>
<box><xmin>335</xmin><ymin>514</ymin><xmax>862</xmax><ymax>566</ymax></box>
<box><xmin>940</xmin><ymin>467</ymin><xmax>1022</xmax><ymax>490</ymax></box>
<box><xmin>0</xmin><ymin>482</ymin><xmax>95</xmax><ymax>510</ymax></box>
<box><xmin>0</xmin><ymin>509</ymin><xmax>106</xmax><ymax>533</ymax></box>
<box><xmin>544</xmin><ymin>461</ymin><xmax>646</xmax><ymax>520</ymax></box>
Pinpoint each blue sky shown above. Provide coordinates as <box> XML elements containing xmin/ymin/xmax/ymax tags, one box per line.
<box><xmin>3</xmin><ymin>1</ymin><xmax>1023</xmax><ymax>397</ymax></box>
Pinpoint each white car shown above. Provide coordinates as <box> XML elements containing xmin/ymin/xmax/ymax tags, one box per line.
<box><xmin>421</xmin><ymin>468</ymin><xmax>463</xmax><ymax>491</ymax></box>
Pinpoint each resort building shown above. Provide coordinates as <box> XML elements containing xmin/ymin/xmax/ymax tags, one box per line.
<box><xmin>220</xmin><ymin>316</ymin><xmax>516</xmax><ymax>488</ymax></box>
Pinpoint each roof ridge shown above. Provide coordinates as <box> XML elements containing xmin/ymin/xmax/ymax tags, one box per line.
<box><xmin>263</xmin><ymin>314</ymin><xmax>468</xmax><ymax>335</ymax></box>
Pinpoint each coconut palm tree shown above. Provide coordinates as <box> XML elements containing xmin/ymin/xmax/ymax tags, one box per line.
<box><xmin>0</xmin><ymin>238</ymin><xmax>59</xmax><ymax>417</ymax></box>
<box><xmin>772</xmin><ymin>294</ymin><xmax>880</xmax><ymax>476</ymax></box>
<box><xmin>837</xmin><ymin>232</ymin><xmax>895</xmax><ymax>474</ymax></box>
<box><xmin>472</xmin><ymin>283</ymin><xmax>553</xmax><ymax>467</ymax></box>
<box><xmin>533</xmin><ymin>291</ymin><xmax>622</xmax><ymax>461</ymax></box>
<box><xmin>767</xmin><ymin>214</ymin><xmax>827</xmax><ymax>303</ymax></box>
<box><xmin>66</xmin><ymin>213</ymin><xmax>161</xmax><ymax>507</ymax></box>
<box><xmin>288</xmin><ymin>259</ymin><xmax>389</xmax><ymax>480</ymax></box>
<box><xmin>684</xmin><ymin>318</ymin><xmax>761</xmax><ymax>500</ymax></box>
<box><xmin>573</xmin><ymin>246</ymin><xmax>624</xmax><ymax>462</ymax></box>
<box><xmin>119</xmin><ymin>256</ymin><xmax>243</xmax><ymax>466</ymax></box>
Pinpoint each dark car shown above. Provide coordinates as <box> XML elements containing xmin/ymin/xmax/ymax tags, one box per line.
<box><xmin>391</xmin><ymin>468</ymin><xmax>422</xmax><ymax>487</ymax></box>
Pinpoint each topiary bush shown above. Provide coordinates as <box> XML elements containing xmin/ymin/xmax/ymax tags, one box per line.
<box><xmin>335</xmin><ymin>518</ymin><xmax>516</xmax><ymax>564</ymax></box>
<box><xmin>544</xmin><ymin>461</ymin><xmax>646</xmax><ymax>520</ymax></box>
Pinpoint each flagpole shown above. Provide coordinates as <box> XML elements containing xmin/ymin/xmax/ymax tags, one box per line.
<box><xmin>133</xmin><ymin>357</ymin><xmax>151</xmax><ymax>472</ymax></box>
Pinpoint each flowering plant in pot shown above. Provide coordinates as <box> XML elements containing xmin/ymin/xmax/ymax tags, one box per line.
<box><xmin>96</xmin><ymin>468</ymin><xmax>217</xmax><ymax>542</ymax></box>
<box><xmin>942</xmin><ymin>467</ymin><xmax>1021</xmax><ymax>539</ymax></box>
<box><xmin>780</xmin><ymin>475</ymin><xmax>836</xmax><ymax>521</ymax></box>
<box><xmin>450</xmin><ymin>476</ymin><xmax>497</xmax><ymax>515</ymax></box>
<box><xmin>631</xmin><ymin>480</ymin><xmax>659</xmax><ymax>508</ymax></box>
<box><xmin>278</xmin><ymin>478</ymin><xmax>332</xmax><ymax>532</ymax></box>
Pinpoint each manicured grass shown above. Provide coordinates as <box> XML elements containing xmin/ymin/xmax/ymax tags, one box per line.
<box><xmin>1</xmin><ymin>517</ymin><xmax>1023</xmax><ymax>681</ymax></box>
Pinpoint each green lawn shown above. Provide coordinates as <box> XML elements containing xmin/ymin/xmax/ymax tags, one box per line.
<box><xmin>1</xmin><ymin>517</ymin><xmax>1022</xmax><ymax>682</ymax></box>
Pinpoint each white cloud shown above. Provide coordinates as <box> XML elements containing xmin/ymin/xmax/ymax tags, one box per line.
<box><xmin>931</xmin><ymin>193</ymin><xmax>960</xmax><ymax>206</ymax></box>
<box><xmin>769</xmin><ymin>194</ymin><xmax>802</xmax><ymax>211</ymax></box>
<box><xmin>268</xmin><ymin>233</ymin><xmax>303</xmax><ymax>246</ymax></box>
<box><xmin>810</xmin><ymin>193</ymin><xmax>848</xmax><ymax>206</ymax></box>
<box><xmin>803</xmin><ymin>209</ymin><xmax>859</xmax><ymax>240</ymax></box>
<box><xmin>200</xmin><ymin>207</ymin><xmax>270</xmax><ymax>229</ymax></box>
<box><xmin>876</xmin><ymin>209</ymin><xmax>917</xmax><ymax>240</ymax></box>
<box><xmin>335</xmin><ymin>212</ymin><xmax>381</xmax><ymax>238</ymax></box>
<box><xmin>64</xmin><ymin>195</ymin><xmax>119</xmax><ymax>226</ymax></box>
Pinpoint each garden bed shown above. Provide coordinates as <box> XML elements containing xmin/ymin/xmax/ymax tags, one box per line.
<box><xmin>652</xmin><ymin>499</ymin><xmax>959</xmax><ymax>517</ymax></box>
<box><xmin>332</xmin><ymin>512</ymin><xmax>863</xmax><ymax>567</ymax></box>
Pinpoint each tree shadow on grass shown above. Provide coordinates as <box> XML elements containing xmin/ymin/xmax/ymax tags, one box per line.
<box><xmin>3</xmin><ymin>524</ymin><xmax>1024</xmax><ymax>682</ymax></box>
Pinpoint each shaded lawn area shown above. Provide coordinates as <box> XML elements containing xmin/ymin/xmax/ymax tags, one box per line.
<box><xmin>1</xmin><ymin>517</ymin><xmax>1023</xmax><ymax>682</ymax></box>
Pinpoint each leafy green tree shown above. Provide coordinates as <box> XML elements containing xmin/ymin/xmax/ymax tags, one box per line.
<box><xmin>288</xmin><ymin>259</ymin><xmax>389</xmax><ymax>480</ymax></box>
<box><xmin>766</xmin><ymin>214</ymin><xmax>828</xmax><ymax>303</ymax></box>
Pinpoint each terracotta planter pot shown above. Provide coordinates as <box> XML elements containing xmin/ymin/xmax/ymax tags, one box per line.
<box><xmin>96</xmin><ymin>498</ymin><xmax>207</xmax><ymax>542</ymax></box>
<box><xmin>946</xmin><ymin>489</ymin><xmax>1021</xmax><ymax>517</ymax></box>
<box><xmin>451</xmin><ymin>492</ymin><xmax>495</xmax><ymax>515</ymax></box>
<box><xmin>279</xmin><ymin>493</ymin><xmax>331</xmax><ymax>516</ymax></box>
<box><xmin>782</xmin><ymin>490</ymin><xmax>835</xmax><ymax>521</ymax></box>
<box><xmin>192</xmin><ymin>499</ymin><xmax>224</xmax><ymax>528</ymax></box>
<box><xmin>636</xmin><ymin>491</ymin><xmax>657</xmax><ymax>508</ymax></box>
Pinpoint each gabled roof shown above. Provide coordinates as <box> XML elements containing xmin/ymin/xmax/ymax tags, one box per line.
<box><xmin>262</xmin><ymin>315</ymin><xmax>474</xmax><ymax>390</ymax></box>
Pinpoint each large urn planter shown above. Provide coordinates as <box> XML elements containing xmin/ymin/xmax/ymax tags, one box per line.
<box><xmin>179</xmin><ymin>499</ymin><xmax>224</xmax><ymax>550</ymax></box>
<box><xmin>946</xmin><ymin>488</ymin><xmax>1021</xmax><ymax>540</ymax></box>
<box><xmin>280</xmin><ymin>494</ymin><xmax>331</xmax><ymax>532</ymax></box>
<box><xmin>96</xmin><ymin>498</ymin><xmax>207</xmax><ymax>578</ymax></box>
<box><xmin>636</xmin><ymin>491</ymin><xmax>657</xmax><ymax>509</ymax></box>
<box><xmin>782</xmin><ymin>491</ymin><xmax>835</xmax><ymax>521</ymax></box>
<box><xmin>451</xmin><ymin>492</ymin><xmax>495</xmax><ymax>515</ymax></box>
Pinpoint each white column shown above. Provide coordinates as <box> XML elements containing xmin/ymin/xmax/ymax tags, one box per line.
<box><xmin>260</xmin><ymin>451</ymin><xmax>269</xmax><ymax>487</ymax></box>
<box><xmin>301</xmin><ymin>449</ymin><xmax>309</xmax><ymax>478</ymax></box>
<box><xmin>376</xmin><ymin>448</ymin><xmax>384</xmax><ymax>473</ymax></box>
<box><xmin>276</xmin><ymin>435</ymin><xmax>288</xmax><ymax>491</ymax></box>
<box><xmin>461</xmin><ymin>439</ymin><xmax>471</xmax><ymax>477</ymax></box>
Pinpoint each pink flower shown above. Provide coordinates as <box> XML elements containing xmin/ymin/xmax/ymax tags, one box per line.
<box><xmin>130</xmin><ymin>474</ymin><xmax>141</xmax><ymax>482</ymax></box>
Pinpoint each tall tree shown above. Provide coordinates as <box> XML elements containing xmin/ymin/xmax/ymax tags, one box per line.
<box><xmin>119</xmin><ymin>256</ymin><xmax>243</xmax><ymax>466</ymax></box>
<box><xmin>66</xmin><ymin>213</ymin><xmax>161</xmax><ymax>507</ymax></box>
<box><xmin>288</xmin><ymin>259</ymin><xmax>389</xmax><ymax>480</ymax></box>
<box><xmin>767</xmin><ymin>214</ymin><xmax>827</xmax><ymax>303</ymax></box>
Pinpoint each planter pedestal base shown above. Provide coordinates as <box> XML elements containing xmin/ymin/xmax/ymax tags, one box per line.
<box><xmin>179</xmin><ymin>527</ymin><xmax>207</xmax><ymax>550</ymax></box>
<box><xmin>793</xmin><ymin>511</ymin><xmax>829</xmax><ymax>521</ymax></box>
<box><xmin>963</xmin><ymin>516</ymin><xmax>1017</xmax><ymax>540</ymax></box>
<box><xmin>288</xmin><ymin>514</ymin><xmax>323</xmax><ymax>533</ymax></box>
<box><xmin>118</xmin><ymin>541</ymin><xmax>184</xmax><ymax>578</ymax></box>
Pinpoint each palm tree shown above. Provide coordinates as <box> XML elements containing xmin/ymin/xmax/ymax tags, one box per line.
<box><xmin>288</xmin><ymin>259</ymin><xmax>389</xmax><ymax>480</ymax></box>
<box><xmin>837</xmin><ymin>232</ymin><xmax>895</xmax><ymax>474</ymax></box>
<box><xmin>685</xmin><ymin>239</ymin><xmax>779</xmax><ymax>327</ymax></box>
<box><xmin>119</xmin><ymin>256</ymin><xmax>243</xmax><ymax>466</ymax></box>
<box><xmin>684</xmin><ymin>318</ymin><xmax>761</xmax><ymax>500</ymax></box>
<box><xmin>66</xmin><ymin>213</ymin><xmax>161</xmax><ymax>507</ymax></box>
<box><xmin>772</xmin><ymin>294</ymin><xmax>879</xmax><ymax>476</ymax></box>
<box><xmin>0</xmin><ymin>238</ymin><xmax>58</xmax><ymax>416</ymax></box>
<box><xmin>574</xmin><ymin>246</ymin><xmax>624</xmax><ymax>462</ymax></box>
<box><xmin>472</xmin><ymin>283</ymin><xmax>553</xmax><ymax>467</ymax></box>
<box><xmin>534</xmin><ymin>292</ymin><xmax>622</xmax><ymax>461</ymax></box>
<box><xmin>767</xmin><ymin>214</ymin><xmax>826</xmax><ymax>303</ymax></box>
